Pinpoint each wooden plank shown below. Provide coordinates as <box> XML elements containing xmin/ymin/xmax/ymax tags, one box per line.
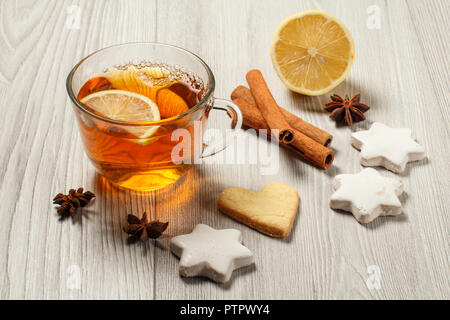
<box><xmin>406</xmin><ymin>0</ymin><xmax>450</xmax><ymax>124</ymax></box>
<box><xmin>0</xmin><ymin>0</ymin><xmax>158</xmax><ymax>299</ymax></box>
<box><xmin>153</xmin><ymin>0</ymin><xmax>449</xmax><ymax>299</ymax></box>
<box><xmin>0</xmin><ymin>0</ymin><xmax>448</xmax><ymax>299</ymax></box>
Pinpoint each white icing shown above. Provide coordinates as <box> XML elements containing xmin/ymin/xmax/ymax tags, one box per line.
<box><xmin>170</xmin><ymin>224</ymin><xmax>254</xmax><ymax>283</ymax></box>
<box><xmin>351</xmin><ymin>122</ymin><xmax>425</xmax><ymax>173</ymax></box>
<box><xmin>330</xmin><ymin>168</ymin><xmax>404</xmax><ymax>223</ymax></box>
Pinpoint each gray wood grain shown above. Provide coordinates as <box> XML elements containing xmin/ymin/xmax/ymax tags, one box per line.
<box><xmin>0</xmin><ymin>0</ymin><xmax>448</xmax><ymax>299</ymax></box>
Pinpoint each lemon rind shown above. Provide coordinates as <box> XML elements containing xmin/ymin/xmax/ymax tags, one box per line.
<box><xmin>80</xmin><ymin>89</ymin><xmax>161</xmax><ymax>139</ymax></box>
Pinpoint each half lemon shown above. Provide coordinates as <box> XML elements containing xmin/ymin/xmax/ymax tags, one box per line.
<box><xmin>80</xmin><ymin>89</ymin><xmax>161</xmax><ymax>140</ymax></box>
<box><xmin>270</xmin><ymin>10</ymin><xmax>355</xmax><ymax>96</ymax></box>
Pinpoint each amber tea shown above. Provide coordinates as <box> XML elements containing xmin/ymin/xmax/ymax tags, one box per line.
<box><xmin>76</xmin><ymin>63</ymin><xmax>207</xmax><ymax>190</ymax></box>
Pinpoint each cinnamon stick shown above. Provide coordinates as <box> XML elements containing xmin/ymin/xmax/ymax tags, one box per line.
<box><xmin>233</xmin><ymin>98</ymin><xmax>334</xmax><ymax>169</ymax></box>
<box><xmin>244</xmin><ymin>69</ymin><xmax>334</xmax><ymax>169</ymax></box>
<box><xmin>246</xmin><ymin>70</ymin><xmax>294</xmax><ymax>144</ymax></box>
<box><xmin>231</xmin><ymin>85</ymin><xmax>332</xmax><ymax>147</ymax></box>
<box><xmin>232</xmin><ymin>98</ymin><xmax>271</xmax><ymax>133</ymax></box>
<box><xmin>231</xmin><ymin>85</ymin><xmax>258</xmax><ymax>106</ymax></box>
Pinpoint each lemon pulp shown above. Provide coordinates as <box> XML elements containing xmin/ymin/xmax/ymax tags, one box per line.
<box><xmin>80</xmin><ymin>89</ymin><xmax>161</xmax><ymax>139</ymax></box>
<box><xmin>270</xmin><ymin>10</ymin><xmax>355</xmax><ymax>96</ymax></box>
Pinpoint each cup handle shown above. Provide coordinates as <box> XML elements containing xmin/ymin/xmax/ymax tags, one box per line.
<box><xmin>201</xmin><ymin>98</ymin><xmax>243</xmax><ymax>158</ymax></box>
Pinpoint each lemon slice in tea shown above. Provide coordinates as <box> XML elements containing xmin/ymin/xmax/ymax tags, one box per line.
<box><xmin>100</xmin><ymin>66</ymin><xmax>174</xmax><ymax>102</ymax></box>
<box><xmin>80</xmin><ymin>89</ymin><xmax>161</xmax><ymax>139</ymax></box>
<box><xmin>270</xmin><ymin>10</ymin><xmax>355</xmax><ymax>96</ymax></box>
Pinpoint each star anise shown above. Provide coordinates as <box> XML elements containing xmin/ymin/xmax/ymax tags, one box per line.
<box><xmin>53</xmin><ymin>188</ymin><xmax>95</xmax><ymax>220</ymax></box>
<box><xmin>325</xmin><ymin>94</ymin><xmax>370</xmax><ymax>126</ymax></box>
<box><xmin>123</xmin><ymin>212</ymin><xmax>168</xmax><ymax>243</ymax></box>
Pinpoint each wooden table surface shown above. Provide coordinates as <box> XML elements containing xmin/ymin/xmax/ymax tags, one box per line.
<box><xmin>0</xmin><ymin>0</ymin><xmax>448</xmax><ymax>300</ymax></box>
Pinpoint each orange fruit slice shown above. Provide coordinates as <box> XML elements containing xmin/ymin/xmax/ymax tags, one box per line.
<box><xmin>156</xmin><ymin>88</ymin><xmax>189</xmax><ymax>118</ymax></box>
<box><xmin>270</xmin><ymin>10</ymin><xmax>355</xmax><ymax>96</ymax></box>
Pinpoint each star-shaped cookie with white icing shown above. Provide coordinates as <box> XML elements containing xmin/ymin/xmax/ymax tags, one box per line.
<box><xmin>170</xmin><ymin>224</ymin><xmax>254</xmax><ymax>283</ymax></box>
<box><xmin>330</xmin><ymin>168</ymin><xmax>404</xmax><ymax>223</ymax></box>
<box><xmin>351</xmin><ymin>122</ymin><xmax>425</xmax><ymax>173</ymax></box>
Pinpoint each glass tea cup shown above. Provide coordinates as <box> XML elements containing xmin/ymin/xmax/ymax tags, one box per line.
<box><xmin>66</xmin><ymin>42</ymin><xmax>242</xmax><ymax>191</ymax></box>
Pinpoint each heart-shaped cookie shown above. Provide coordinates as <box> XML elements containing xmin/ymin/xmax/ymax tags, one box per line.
<box><xmin>218</xmin><ymin>183</ymin><xmax>299</xmax><ymax>238</ymax></box>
